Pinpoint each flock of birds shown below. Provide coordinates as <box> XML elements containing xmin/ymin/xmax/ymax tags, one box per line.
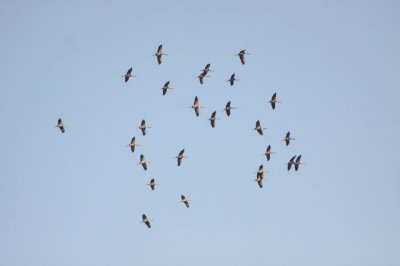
<box><xmin>55</xmin><ymin>45</ymin><xmax>304</xmax><ymax>229</ymax></box>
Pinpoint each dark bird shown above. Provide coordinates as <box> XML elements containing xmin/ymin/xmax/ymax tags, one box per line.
<box><xmin>139</xmin><ymin>119</ymin><xmax>150</xmax><ymax>136</ymax></box>
<box><xmin>55</xmin><ymin>118</ymin><xmax>65</xmax><ymax>133</ymax></box>
<box><xmin>148</xmin><ymin>178</ymin><xmax>156</xmax><ymax>191</ymax></box>
<box><xmin>283</xmin><ymin>131</ymin><xmax>295</xmax><ymax>146</ymax></box>
<box><xmin>227</xmin><ymin>73</ymin><xmax>239</xmax><ymax>86</ymax></box>
<box><xmin>123</xmin><ymin>67</ymin><xmax>136</xmax><ymax>83</ymax></box>
<box><xmin>209</xmin><ymin>111</ymin><xmax>217</xmax><ymax>128</ymax></box>
<box><xmin>264</xmin><ymin>145</ymin><xmax>275</xmax><ymax>161</ymax></box>
<box><xmin>191</xmin><ymin>96</ymin><xmax>203</xmax><ymax>117</ymax></box>
<box><xmin>141</xmin><ymin>214</ymin><xmax>151</xmax><ymax>228</ymax></box>
<box><xmin>176</xmin><ymin>149</ymin><xmax>187</xmax><ymax>166</ymax></box>
<box><xmin>287</xmin><ymin>155</ymin><xmax>296</xmax><ymax>171</ymax></box>
<box><xmin>154</xmin><ymin>44</ymin><xmax>167</xmax><ymax>64</ymax></box>
<box><xmin>127</xmin><ymin>136</ymin><xmax>139</xmax><ymax>153</ymax></box>
<box><xmin>237</xmin><ymin>49</ymin><xmax>249</xmax><ymax>65</ymax></box>
<box><xmin>223</xmin><ymin>101</ymin><xmax>236</xmax><ymax>116</ymax></box>
<box><xmin>161</xmin><ymin>80</ymin><xmax>173</xmax><ymax>95</ymax></box>
<box><xmin>254</xmin><ymin>120</ymin><xmax>266</xmax><ymax>135</ymax></box>
<box><xmin>180</xmin><ymin>195</ymin><xmax>189</xmax><ymax>208</ymax></box>
<box><xmin>139</xmin><ymin>154</ymin><xmax>148</xmax><ymax>171</ymax></box>
<box><xmin>269</xmin><ymin>93</ymin><xmax>281</xmax><ymax>110</ymax></box>
<box><xmin>294</xmin><ymin>155</ymin><xmax>303</xmax><ymax>171</ymax></box>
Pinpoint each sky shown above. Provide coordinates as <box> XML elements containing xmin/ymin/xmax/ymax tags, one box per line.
<box><xmin>0</xmin><ymin>0</ymin><xmax>400</xmax><ymax>265</ymax></box>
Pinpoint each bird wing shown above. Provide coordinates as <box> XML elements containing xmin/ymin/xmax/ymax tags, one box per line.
<box><xmin>58</xmin><ymin>118</ymin><xmax>62</xmax><ymax>125</ymax></box>
<box><xmin>127</xmin><ymin>67</ymin><xmax>132</xmax><ymax>75</ymax></box>
<box><xmin>211</xmin><ymin>119</ymin><xmax>215</xmax><ymax>128</ymax></box>
<box><xmin>141</xmin><ymin>127</ymin><xmax>146</xmax><ymax>136</ymax></box>
<box><xmin>143</xmin><ymin>163</ymin><xmax>147</xmax><ymax>170</ymax></box>
<box><xmin>177</xmin><ymin>157</ymin><xmax>181</xmax><ymax>166</ymax></box>
<box><xmin>256</xmin><ymin>120</ymin><xmax>260</xmax><ymax>128</ymax></box>
<box><xmin>205</xmin><ymin>63</ymin><xmax>210</xmax><ymax>71</ymax></box>
<box><xmin>296</xmin><ymin>155</ymin><xmax>302</xmax><ymax>164</ymax></box>
<box><xmin>271</xmin><ymin>93</ymin><xmax>276</xmax><ymax>102</ymax></box>
<box><xmin>179</xmin><ymin>149</ymin><xmax>185</xmax><ymax>156</ymax></box>
<box><xmin>239</xmin><ymin>54</ymin><xmax>245</xmax><ymax>65</ymax></box>
<box><xmin>194</xmin><ymin>107</ymin><xmax>199</xmax><ymax>117</ymax></box>
<box><xmin>271</xmin><ymin>101</ymin><xmax>275</xmax><ymax>110</ymax></box>
<box><xmin>157</xmin><ymin>44</ymin><xmax>162</xmax><ymax>54</ymax></box>
<box><xmin>165</xmin><ymin>80</ymin><xmax>170</xmax><ymax>87</ymax></box>
<box><xmin>157</xmin><ymin>55</ymin><xmax>162</xmax><ymax>64</ymax></box>
<box><xmin>257</xmin><ymin>128</ymin><xmax>263</xmax><ymax>135</ymax></box>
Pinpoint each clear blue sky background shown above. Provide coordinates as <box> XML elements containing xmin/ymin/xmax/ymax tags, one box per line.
<box><xmin>1</xmin><ymin>0</ymin><xmax>399</xmax><ymax>265</ymax></box>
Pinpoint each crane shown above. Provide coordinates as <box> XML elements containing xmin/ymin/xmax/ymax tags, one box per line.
<box><xmin>209</xmin><ymin>111</ymin><xmax>218</xmax><ymax>128</ymax></box>
<box><xmin>139</xmin><ymin>154</ymin><xmax>149</xmax><ymax>171</ymax></box>
<box><xmin>222</xmin><ymin>101</ymin><xmax>236</xmax><ymax>116</ymax></box>
<box><xmin>254</xmin><ymin>120</ymin><xmax>266</xmax><ymax>135</ymax></box>
<box><xmin>264</xmin><ymin>145</ymin><xmax>275</xmax><ymax>161</ymax></box>
<box><xmin>287</xmin><ymin>155</ymin><xmax>296</xmax><ymax>171</ymax></box>
<box><xmin>161</xmin><ymin>80</ymin><xmax>173</xmax><ymax>95</ymax></box>
<box><xmin>154</xmin><ymin>44</ymin><xmax>167</xmax><ymax>64</ymax></box>
<box><xmin>141</xmin><ymin>214</ymin><xmax>152</xmax><ymax>228</ymax></box>
<box><xmin>180</xmin><ymin>195</ymin><xmax>189</xmax><ymax>208</ymax></box>
<box><xmin>176</xmin><ymin>149</ymin><xmax>187</xmax><ymax>166</ymax></box>
<box><xmin>227</xmin><ymin>73</ymin><xmax>239</xmax><ymax>86</ymax></box>
<box><xmin>237</xmin><ymin>49</ymin><xmax>250</xmax><ymax>65</ymax></box>
<box><xmin>269</xmin><ymin>92</ymin><xmax>281</xmax><ymax>110</ymax></box>
<box><xmin>122</xmin><ymin>67</ymin><xmax>136</xmax><ymax>83</ymax></box>
<box><xmin>55</xmin><ymin>118</ymin><xmax>65</xmax><ymax>133</ymax></box>
<box><xmin>139</xmin><ymin>119</ymin><xmax>150</xmax><ymax>136</ymax></box>
<box><xmin>282</xmin><ymin>131</ymin><xmax>295</xmax><ymax>146</ymax></box>
<box><xmin>127</xmin><ymin>136</ymin><xmax>139</xmax><ymax>153</ymax></box>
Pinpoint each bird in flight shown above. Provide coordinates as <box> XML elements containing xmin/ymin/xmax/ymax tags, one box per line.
<box><xmin>227</xmin><ymin>73</ymin><xmax>239</xmax><ymax>86</ymax></box>
<box><xmin>282</xmin><ymin>131</ymin><xmax>295</xmax><ymax>146</ymax></box>
<box><xmin>223</xmin><ymin>101</ymin><xmax>236</xmax><ymax>117</ymax></box>
<box><xmin>269</xmin><ymin>92</ymin><xmax>281</xmax><ymax>110</ymax></box>
<box><xmin>254</xmin><ymin>120</ymin><xmax>266</xmax><ymax>135</ymax></box>
<box><xmin>154</xmin><ymin>44</ymin><xmax>167</xmax><ymax>64</ymax></box>
<box><xmin>122</xmin><ymin>67</ymin><xmax>136</xmax><ymax>83</ymax></box>
<box><xmin>237</xmin><ymin>49</ymin><xmax>249</xmax><ymax>65</ymax></box>
<box><xmin>180</xmin><ymin>195</ymin><xmax>190</xmax><ymax>208</ymax></box>
<box><xmin>141</xmin><ymin>214</ymin><xmax>152</xmax><ymax>228</ymax></box>
<box><xmin>55</xmin><ymin>118</ymin><xmax>65</xmax><ymax>133</ymax></box>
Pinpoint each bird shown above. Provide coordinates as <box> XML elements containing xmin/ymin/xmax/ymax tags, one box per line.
<box><xmin>269</xmin><ymin>93</ymin><xmax>281</xmax><ymax>110</ymax></box>
<box><xmin>294</xmin><ymin>155</ymin><xmax>303</xmax><ymax>171</ymax></box>
<box><xmin>282</xmin><ymin>131</ymin><xmax>295</xmax><ymax>146</ymax></box>
<box><xmin>139</xmin><ymin>154</ymin><xmax>148</xmax><ymax>171</ymax></box>
<box><xmin>209</xmin><ymin>111</ymin><xmax>217</xmax><ymax>128</ymax></box>
<box><xmin>256</xmin><ymin>174</ymin><xmax>263</xmax><ymax>188</ymax></box>
<box><xmin>227</xmin><ymin>73</ymin><xmax>239</xmax><ymax>86</ymax></box>
<box><xmin>264</xmin><ymin>145</ymin><xmax>275</xmax><ymax>161</ymax></box>
<box><xmin>287</xmin><ymin>155</ymin><xmax>296</xmax><ymax>171</ymax></box>
<box><xmin>176</xmin><ymin>149</ymin><xmax>187</xmax><ymax>166</ymax></box>
<box><xmin>222</xmin><ymin>101</ymin><xmax>236</xmax><ymax>116</ymax></box>
<box><xmin>180</xmin><ymin>195</ymin><xmax>189</xmax><ymax>208</ymax></box>
<box><xmin>254</xmin><ymin>120</ymin><xmax>266</xmax><ymax>135</ymax></box>
<box><xmin>161</xmin><ymin>80</ymin><xmax>173</xmax><ymax>95</ymax></box>
<box><xmin>55</xmin><ymin>118</ymin><xmax>65</xmax><ymax>133</ymax></box>
<box><xmin>191</xmin><ymin>96</ymin><xmax>204</xmax><ymax>117</ymax></box>
<box><xmin>141</xmin><ymin>214</ymin><xmax>152</xmax><ymax>228</ymax></box>
<box><xmin>122</xmin><ymin>67</ymin><xmax>136</xmax><ymax>83</ymax></box>
<box><xmin>237</xmin><ymin>49</ymin><xmax>249</xmax><ymax>65</ymax></box>
<box><xmin>127</xmin><ymin>136</ymin><xmax>139</xmax><ymax>153</ymax></box>
<box><xmin>139</xmin><ymin>119</ymin><xmax>150</xmax><ymax>136</ymax></box>
<box><xmin>256</xmin><ymin>164</ymin><xmax>264</xmax><ymax>179</ymax></box>
<box><xmin>148</xmin><ymin>178</ymin><xmax>156</xmax><ymax>191</ymax></box>
<box><xmin>154</xmin><ymin>44</ymin><xmax>167</xmax><ymax>64</ymax></box>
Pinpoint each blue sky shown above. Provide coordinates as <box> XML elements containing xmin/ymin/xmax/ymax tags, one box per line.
<box><xmin>1</xmin><ymin>0</ymin><xmax>400</xmax><ymax>265</ymax></box>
